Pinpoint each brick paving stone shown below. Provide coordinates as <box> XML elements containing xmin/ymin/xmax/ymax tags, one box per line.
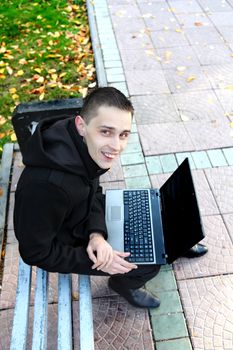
<box><xmin>175</xmin><ymin>152</ymin><xmax>196</xmax><ymax>169</ymax></box>
<box><xmin>185</xmin><ymin>119</ymin><xmax>233</xmax><ymax>150</ymax></box>
<box><xmin>198</xmin><ymin>0</ymin><xmax>233</xmax><ymax>12</ymax></box>
<box><xmin>121</xmin><ymin>152</ymin><xmax>144</xmax><ymax>165</ymax></box>
<box><xmin>146</xmin><ymin>156</ymin><xmax>163</xmax><ymax>175</ymax></box>
<box><xmin>115</xmin><ymin>31</ymin><xmax>153</xmax><ymax>51</ymax></box>
<box><xmin>177</xmin><ymin>275</ymin><xmax>233</xmax><ymax>350</ymax></box>
<box><xmin>108</xmin><ymin>4</ymin><xmax>141</xmax><ymax>18</ymax></box>
<box><xmin>143</xmin><ymin>12</ymin><xmax>180</xmax><ymax>31</ymax></box>
<box><xmin>203</xmin><ymin>64</ymin><xmax>233</xmax><ymax>90</ymax></box>
<box><xmin>175</xmin><ymin>12</ymin><xmax>214</xmax><ymax>28</ymax></box>
<box><xmin>157</xmin><ymin>46</ymin><xmax>200</xmax><ymax>69</ymax></box>
<box><xmin>217</xmin><ymin>26</ymin><xmax>233</xmax><ymax>44</ymax></box>
<box><xmin>124</xmin><ymin>69</ymin><xmax>170</xmax><ymax>95</ymax></box>
<box><xmin>138</xmin><ymin>122</ymin><xmax>195</xmax><ymax>155</ymax></box>
<box><xmin>185</xmin><ymin>26</ymin><xmax>224</xmax><ymax>45</ymax></box>
<box><xmin>207</xmin><ymin>149</ymin><xmax>228</xmax><ymax>166</ymax></box>
<box><xmin>167</xmin><ymin>0</ymin><xmax>203</xmax><ymax>14</ymax></box>
<box><xmin>207</xmin><ymin>11</ymin><xmax>233</xmax><ymax>26</ymax></box>
<box><xmin>120</xmin><ymin>48</ymin><xmax>162</xmax><ymax>71</ymax></box>
<box><xmin>131</xmin><ymin>94</ymin><xmax>180</xmax><ymax>125</ymax></box>
<box><xmin>164</xmin><ymin>66</ymin><xmax>212</xmax><ymax>93</ymax></box>
<box><xmin>156</xmin><ymin>338</ymin><xmax>192</xmax><ymax>350</ymax></box>
<box><xmin>150</xmin><ymin>290</ymin><xmax>183</xmax><ymax>316</ymax></box>
<box><xmin>137</xmin><ymin>2</ymin><xmax>170</xmax><ymax>15</ymax></box>
<box><xmin>151</xmin><ymin>313</ymin><xmax>188</xmax><ymax>341</ymax></box>
<box><xmin>204</xmin><ymin>166</ymin><xmax>233</xmax><ymax>213</ymax></box>
<box><xmin>191</xmin><ymin>151</ymin><xmax>212</xmax><ymax>168</ymax></box>
<box><xmin>111</xmin><ymin>16</ymin><xmax>145</xmax><ymax>33</ymax></box>
<box><xmin>146</xmin><ymin>269</ymin><xmax>177</xmax><ymax>293</ymax></box>
<box><xmin>174</xmin><ymin>215</ymin><xmax>233</xmax><ymax>280</ymax></box>
<box><xmin>192</xmin><ymin>43</ymin><xmax>233</xmax><ymax>66</ymax></box>
<box><xmin>100</xmin><ymin>158</ymin><xmax>124</xmax><ymax>182</ymax></box>
<box><xmin>150</xmin><ymin>30</ymin><xmax>190</xmax><ymax>49</ymax></box>
<box><xmin>160</xmin><ymin>154</ymin><xmax>178</xmax><ymax>172</ymax></box>
<box><xmin>73</xmin><ymin>298</ymin><xmax>154</xmax><ymax>350</ymax></box>
<box><xmin>122</xmin><ymin>142</ymin><xmax>142</xmax><ymax>154</ymax></box>
<box><xmin>223</xmin><ymin>213</ymin><xmax>233</xmax><ymax>240</ymax></box>
<box><xmin>222</xmin><ymin>147</ymin><xmax>233</xmax><ymax>165</ymax></box>
<box><xmin>173</xmin><ymin>90</ymin><xmax>226</xmax><ymax>121</ymax></box>
<box><xmin>214</xmin><ymin>89</ymin><xmax>233</xmax><ymax>120</ymax></box>
<box><xmin>125</xmin><ymin>176</ymin><xmax>151</xmax><ymax>189</ymax></box>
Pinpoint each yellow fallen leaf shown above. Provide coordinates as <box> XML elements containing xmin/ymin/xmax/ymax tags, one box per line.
<box><xmin>0</xmin><ymin>68</ymin><xmax>4</xmax><ymax>74</ymax></box>
<box><xmin>0</xmin><ymin>46</ymin><xmax>6</xmax><ymax>53</ymax></box>
<box><xmin>34</xmin><ymin>67</ymin><xmax>42</xmax><ymax>73</ymax></box>
<box><xmin>10</xmin><ymin>133</ymin><xmax>17</xmax><ymax>141</ymax></box>
<box><xmin>231</xmin><ymin>53</ymin><xmax>233</xmax><ymax>57</ymax></box>
<box><xmin>12</xmin><ymin>94</ymin><xmax>19</xmax><ymax>100</ymax></box>
<box><xmin>16</xmin><ymin>69</ymin><xmax>24</xmax><ymax>76</ymax></box>
<box><xmin>168</xmin><ymin>8</ymin><xmax>176</xmax><ymax>13</ymax></box>
<box><xmin>48</xmin><ymin>68</ymin><xmax>56</xmax><ymax>74</ymax></box>
<box><xmin>225</xmin><ymin>85</ymin><xmax>233</xmax><ymax>90</ymax></box>
<box><xmin>165</xmin><ymin>51</ymin><xmax>172</xmax><ymax>61</ymax></box>
<box><xmin>39</xmin><ymin>92</ymin><xmax>45</xmax><ymax>100</ymax></box>
<box><xmin>9</xmin><ymin>87</ymin><xmax>17</xmax><ymax>94</ymax></box>
<box><xmin>163</xmin><ymin>26</ymin><xmax>169</xmax><ymax>31</ymax></box>
<box><xmin>51</xmin><ymin>73</ymin><xmax>58</xmax><ymax>81</ymax></box>
<box><xmin>37</xmin><ymin>15</ymin><xmax>42</xmax><ymax>20</ymax></box>
<box><xmin>0</xmin><ymin>61</ymin><xmax>5</xmax><ymax>67</ymax></box>
<box><xmin>19</xmin><ymin>58</ymin><xmax>27</xmax><ymax>65</ymax></box>
<box><xmin>59</xmin><ymin>72</ymin><xmax>67</xmax><ymax>78</ymax></box>
<box><xmin>0</xmin><ymin>73</ymin><xmax>6</xmax><ymax>79</ymax></box>
<box><xmin>230</xmin><ymin>122</ymin><xmax>233</xmax><ymax>128</ymax></box>
<box><xmin>79</xmin><ymin>87</ymin><xmax>88</xmax><ymax>97</ymax></box>
<box><xmin>175</xmin><ymin>28</ymin><xmax>183</xmax><ymax>33</ymax></box>
<box><xmin>187</xmin><ymin>75</ymin><xmax>196</xmax><ymax>82</ymax></box>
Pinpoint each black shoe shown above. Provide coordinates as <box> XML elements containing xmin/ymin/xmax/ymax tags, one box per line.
<box><xmin>182</xmin><ymin>243</ymin><xmax>208</xmax><ymax>258</ymax></box>
<box><xmin>108</xmin><ymin>278</ymin><xmax>160</xmax><ymax>309</ymax></box>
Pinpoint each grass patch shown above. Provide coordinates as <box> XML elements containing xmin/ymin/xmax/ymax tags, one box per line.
<box><xmin>0</xmin><ymin>0</ymin><xmax>96</xmax><ymax>156</ymax></box>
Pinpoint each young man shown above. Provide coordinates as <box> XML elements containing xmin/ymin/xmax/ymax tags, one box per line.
<box><xmin>14</xmin><ymin>87</ymin><xmax>207</xmax><ymax>309</ymax></box>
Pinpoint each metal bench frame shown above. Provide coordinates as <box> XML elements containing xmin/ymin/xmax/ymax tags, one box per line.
<box><xmin>10</xmin><ymin>258</ymin><xmax>94</xmax><ymax>350</ymax></box>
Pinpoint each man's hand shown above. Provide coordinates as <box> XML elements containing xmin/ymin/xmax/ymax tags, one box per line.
<box><xmin>87</xmin><ymin>233</ymin><xmax>114</xmax><ymax>270</ymax></box>
<box><xmin>99</xmin><ymin>251</ymin><xmax>138</xmax><ymax>275</ymax></box>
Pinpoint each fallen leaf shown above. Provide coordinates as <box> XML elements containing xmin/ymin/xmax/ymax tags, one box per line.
<box><xmin>39</xmin><ymin>92</ymin><xmax>45</xmax><ymax>100</ymax></box>
<box><xmin>36</xmin><ymin>76</ymin><xmax>45</xmax><ymax>83</ymax></box>
<box><xmin>195</xmin><ymin>22</ymin><xmax>203</xmax><ymax>26</ymax></box>
<box><xmin>0</xmin><ymin>187</ymin><xmax>3</xmax><ymax>197</ymax></box>
<box><xmin>230</xmin><ymin>122</ymin><xmax>233</xmax><ymax>128</ymax></box>
<box><xmin>0</xmin><ymin>73</ymin><xmax>6</xmax><ymax>79</ymax></box>
<box><xmin>176</xmin><ymin>66</ymin><xmax>187</xmax><ymax>72</ymax></box>
<box><xmin>6</xmin><ymin>66</ymin><xmax>13</xmax><ymax>75</ymax></box>
<box><xmin>175</xmin><ymin>28</ymin><xmax>183</xmax><ymax>33</ymax></box>
<box><xmin>164</xmin><ymin>51</ymin><xmax>172</xmax><ymax>61</ymax></box>
<box><xmin>9</xmin><ymin>87</ymin><xmax>17</xmax><ymax>94</ymax></box>
<box><xmin>10</xmin><ymin>133</ymin><xmax>17</xmax><ymax>141</ymax></box>
<box><xmin>16</xmin><ymin>69</ymin><xmax>24</xmax><ymax>76</ymax></box>
<box><xmin>187</xmin><ymin>75</ymin><xmax>196</xmax><ymax>82</ymax></box>
<box><xmin>34</xmin><ymin>67</ymin><xmax>42</xmax><ymax>73</ymax></box>
<box><xmin>12</xmin><ymin>94</ymin><xmax>19</xmax><ymax>100</ymax></box>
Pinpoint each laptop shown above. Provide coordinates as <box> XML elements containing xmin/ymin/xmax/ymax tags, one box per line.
<box><xmin>105</xmin><ymin>158</ymin><xmax>205</xmax><ymax>265</ymax></box>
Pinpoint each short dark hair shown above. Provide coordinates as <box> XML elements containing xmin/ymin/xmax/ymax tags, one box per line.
<box><xmin>80</xmin><ymin>87</ymin><xmax>134</xmax><ymax>123</ymax></box>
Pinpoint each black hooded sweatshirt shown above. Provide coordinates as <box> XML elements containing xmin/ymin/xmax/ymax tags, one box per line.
<box><xmin>14</xmin><ymin>116</ymin><xmax>109</xmax><ymax>273</ymax></box>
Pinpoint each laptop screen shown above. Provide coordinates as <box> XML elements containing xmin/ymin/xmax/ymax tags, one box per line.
<box><xmin>160</xmin><ymin>158</ymin><xmax>205</xmax><ymax>264</ymax></box>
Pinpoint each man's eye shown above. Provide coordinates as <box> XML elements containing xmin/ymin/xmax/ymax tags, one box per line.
<box><xmin>101</xmin><ymin>130</ymin><xmax>110</xmax><ymax>136</ymax></box>
<box><xmin>120</xmin><ymin>132</ymin><xmax>129</xmax><ymax>139</ymax></box>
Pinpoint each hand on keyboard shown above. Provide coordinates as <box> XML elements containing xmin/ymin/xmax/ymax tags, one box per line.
<box><xmin>99</xmin><ymin>251</ymin><xmax>138</xmax><ymax>275</ymax></box>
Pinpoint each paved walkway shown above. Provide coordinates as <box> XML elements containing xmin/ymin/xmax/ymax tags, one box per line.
<box><xmin>0</xmin><ymin>0</ymin><xmax>233</xmax><ymax>349</ymax></box>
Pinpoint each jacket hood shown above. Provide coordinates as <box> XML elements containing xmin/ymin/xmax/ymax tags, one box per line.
<box><xmin>22</xmin><ymin>116</ymin><xmax>108</xmax><ymax>179</ymax></box>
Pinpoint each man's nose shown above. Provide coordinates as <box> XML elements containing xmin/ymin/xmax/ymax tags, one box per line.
<box><xmin>110</xmin><ymin>136</ymin><xmax>121</xmax><ymax>151</ymax></box>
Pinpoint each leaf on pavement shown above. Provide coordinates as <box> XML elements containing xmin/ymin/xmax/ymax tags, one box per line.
<box><xmin>187</xmin><ymin>75</ymin><xmax>196</xmax><ymax>82</ymax></box>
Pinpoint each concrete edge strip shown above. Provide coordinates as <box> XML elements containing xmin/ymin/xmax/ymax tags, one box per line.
<box><xmin>88</xmin><ymin>1</ymin><xmax>193</xmax><ymax>348</ymax></box>
<box><xmin>0</xmin><ymin>143</ymin><xmax>14</xmax><ymax>253</ymax></box>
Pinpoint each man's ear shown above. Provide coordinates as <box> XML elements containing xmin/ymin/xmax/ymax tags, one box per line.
<box><xmin>75</xmin><ymin>115</ymin><xmax>86</xmax><ymax>136</ymax></box>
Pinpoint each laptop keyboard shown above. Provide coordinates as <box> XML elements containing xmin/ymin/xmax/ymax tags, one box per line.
<box><xmin>123</xmin><ymin>190</ymin><xmax>154</xmax><ymax>263</ymax></box>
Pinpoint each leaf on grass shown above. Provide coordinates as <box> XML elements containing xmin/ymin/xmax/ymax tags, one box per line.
<box><xmin>19</xmin><ymin>58</ymin><xmax>28</xmax><ymax>65</ymax></box>
<box><xmin>9</xmin><ymin>87</ymin><xmax>17</xmax><ymax>94</ymax></box>
<box><xmin>12</xmin><ymin>94</ymin><xmax>19</xmax><ymax>100</ymax></box>
<box><xmin>16</xmin><ymin>70</ymin><xmax>24</xmax><ymax>76</ymax></box>
<box><xmin>187</xmin><ymin>75</ymin><xmax>196</xmax><ymax>82</ymax></box>
<box><xmin>59</xmin><ymin>72</ymin><xmax>67</xmax><ymax>78</ymax></box>
<box><xmin>10</xmin><ymin>133</ymin><xmax>17</xmax><ymax>141</ymax></box>
<box><xmin>48</xmin><ymin>68</ymin><xmax>57</xmax><ymax>74</ymax></box>
<box><xmin>34</xmin><ymin>68</ymin><xmax>42</xmax><ymax>73</ymax></box>
<box><xmin>36</xmin><ymin>76</ymin><xmax>45</xmax><ymax>83</ymax></box>
<box><xmin>39</xmin><ymin>92</ymin><xmax>45</xmax><ymax>101</ymax></box>
<box><xmin>0</xmin><ymin>73</ymin><xmax>6</xmax><ymax>79</ymax></box>
<box><xmin>30</xmin><ymin>86</ymin><xmax>45</xmax><ymax>95</ymax></box>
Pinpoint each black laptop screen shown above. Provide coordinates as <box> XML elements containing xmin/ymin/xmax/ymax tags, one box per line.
<box><xmin>160</xmin><ymin>158</ymin><xmax>205</xmax><ymax>264</ymax></box>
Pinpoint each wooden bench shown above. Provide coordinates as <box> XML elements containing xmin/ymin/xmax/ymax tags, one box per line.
<box><xmin>10</xmin><ymin>258</ymin><xmax>95</xmax><ymax>350</ymax></box>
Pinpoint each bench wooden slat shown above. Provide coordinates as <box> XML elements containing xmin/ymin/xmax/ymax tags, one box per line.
<box><xmin>58</xmin><ymin>274</ymin><xmax>72</xmax><ymax>350</ymax></box>
<box><xmin>32</xmin><ymin>268</ymin><xmax>48</xmax><ymax>350</ymax></box>
<box><xmin>10</xmin><ymin>258</ymin><xmax>32</xmax><ymax>350</ymax></box>
<box><xmin>79</xmin><ymin>275</ymin><xmax>94</xmax><ymax>350</ymax></box>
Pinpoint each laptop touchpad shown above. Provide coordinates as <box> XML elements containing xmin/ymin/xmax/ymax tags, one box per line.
<box><xmin>109</xmin><ymin>206</ymin><xmax>122</xmax><ymax>221</ymax></box>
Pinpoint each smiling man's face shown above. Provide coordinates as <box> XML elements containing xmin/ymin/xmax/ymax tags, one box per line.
<box><xmin>75</xmin><ymin>105</ymin><xmax>132</xmax><ymax>169</ymax></box>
